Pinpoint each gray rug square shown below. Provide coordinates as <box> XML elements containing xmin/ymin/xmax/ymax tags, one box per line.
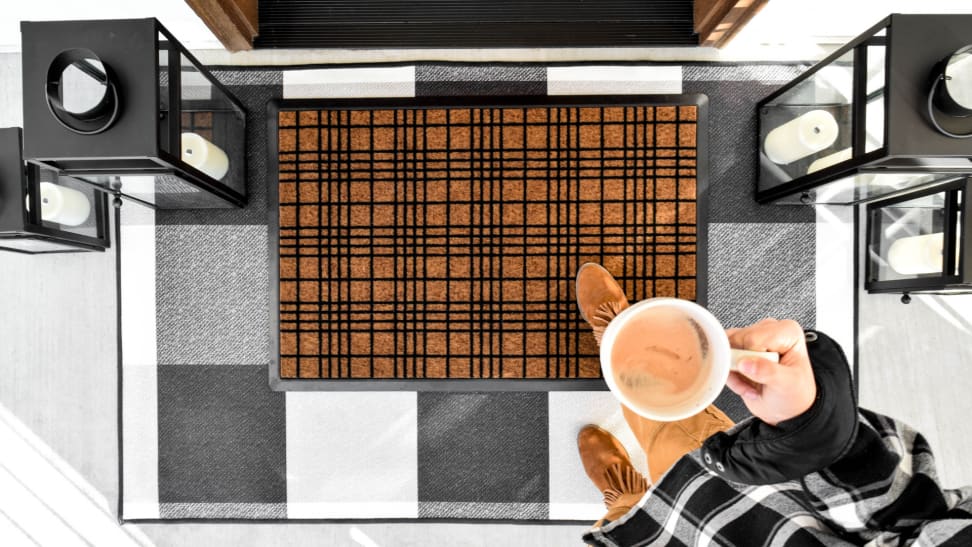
<box><xmin>417</xmin><ymin>392</ymin><xmax>550</xmax><ymax>517</ymax></box>
<box><xmin>157</xmin><ymin>365</ymin><xmax>286</xmax><ymax>508</ymax></box>
<box><xmin>156</xmin><ymin>224</ymin><xmax>270</xmax><ymax>365</ymax></box>
<box><xmin>706</xmin><ymin>222</ymin><xmax>816</xmax><ymax>328</ymax></box>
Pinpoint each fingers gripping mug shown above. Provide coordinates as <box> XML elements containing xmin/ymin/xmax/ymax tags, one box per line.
<box><xmin>599</xmin><ymin>298</ymin><xmax>778</xmax><ymax>422</ymax></box>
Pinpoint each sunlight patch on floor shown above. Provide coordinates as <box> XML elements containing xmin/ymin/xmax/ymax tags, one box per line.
<box><xmin>0</xmin><ymin>403</ymin><xmax>153</xmax><ymax>546</ymax></box>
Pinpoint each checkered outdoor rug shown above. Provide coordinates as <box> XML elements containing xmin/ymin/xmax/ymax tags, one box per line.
<box><xmin>120</xmin><ymin>63</ymin><xmax>822</xmax><ymax>522</ymax></box>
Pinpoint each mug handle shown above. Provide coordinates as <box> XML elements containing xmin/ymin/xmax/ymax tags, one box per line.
<box><xmin>729</xmin><ymin>349</ymin><xmax>780</xmax><ymax>371</ymax></box>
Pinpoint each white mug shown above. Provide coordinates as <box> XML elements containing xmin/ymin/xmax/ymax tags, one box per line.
<box><xmin>599</xmin><ymin>298</ymin><xmax>778</xmax><ymax>422</ymax></box>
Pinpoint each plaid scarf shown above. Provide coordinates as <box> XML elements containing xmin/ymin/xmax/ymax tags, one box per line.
<box><xmin>583</xmin><ymin>409</ymin><xmax>972</xmax><ymax>546</ymax></box>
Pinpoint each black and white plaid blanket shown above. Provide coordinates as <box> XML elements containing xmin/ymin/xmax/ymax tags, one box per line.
<box><xmin>583</xmin><ymin>409</ymin><xmax>972</xmax><ymax>546</ymax></box>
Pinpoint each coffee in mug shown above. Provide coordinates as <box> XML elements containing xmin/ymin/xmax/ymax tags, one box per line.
<box><xmin>610</xmin><ymin>304</ymin><xmax>712</xmax><ymax>412</ymax></box>
<box><xmin>599</xmin><ymin>298</ymin><xmax>777</xmax><ymax>421</ymax></box>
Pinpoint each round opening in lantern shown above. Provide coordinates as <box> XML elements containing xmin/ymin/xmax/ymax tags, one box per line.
<box><xmin>45</xmin><ymin>49</ymin><xmax>120</xmax><ymax>135</ymax></box>
<box><xmin>939</xmin><ymin>46</ymin><xmax>972</xmax><ymax>116</ymax></box>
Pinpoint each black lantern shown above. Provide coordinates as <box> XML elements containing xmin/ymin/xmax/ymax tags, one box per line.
<box><xmin>757</xmin><ymin>14</ymin><xmax>972</xmax><ymax>205</ymax></box>
<box><xmin>0</xmin><ymin>128</ymin><xmax>110</xmax><ymax>254</ymax></box>
<box><xmin>20</xmin><ymin>19</ymin><xmax>246</xmax><ymax>209</ymax></box>
<box><xmin>866</xmin><ymin>176</ymin><xmax>970</xmax><ymax>296</ymax></box>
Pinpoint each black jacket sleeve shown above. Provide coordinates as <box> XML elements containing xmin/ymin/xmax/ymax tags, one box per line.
<box><xmin>699</xmin><ymin>330</ymin><xmax>859</xmax><ymax>485</ymax></box>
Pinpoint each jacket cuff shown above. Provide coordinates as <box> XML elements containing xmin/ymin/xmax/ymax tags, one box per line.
<box><xmin>699</xmin><ymin>330</ymin><xmax>858</xmax><ymax>485</ymax></box>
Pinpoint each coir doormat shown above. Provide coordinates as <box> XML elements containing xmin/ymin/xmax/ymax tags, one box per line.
<box><xmin>272</xmin><ymin>97</ymin><xmax>702</xmax><ymax>382</ymax></box>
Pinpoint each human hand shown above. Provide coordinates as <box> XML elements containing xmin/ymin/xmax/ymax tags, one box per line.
<box><xmin>725</xmin><ymin>319</ymin><xmax>817</xmax><ymax>426</ymax></box>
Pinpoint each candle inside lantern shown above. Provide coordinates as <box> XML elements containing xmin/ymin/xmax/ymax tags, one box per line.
<box><xmin>807</xmin><ymin>147</ymin><xmax>852</xmax><ymax>174</ymax></box>
<box><xmin>886</xmin><ymin>232</ymin><xmax>961</xmax><ymax>275</ymax></box>
<box><xmin>763</xmin><ymin>109</ymin><xmax>839</xmax><ymax>165</ymax></box>
<box><xmin>24</xmin><ymin>182</ymin><xmax>91</xmax><ymax>226</ymax></box>
<box><xmin>181</xmin><ymin>132</ymin><xmax>229</xmax><ymax>180</ymax></box>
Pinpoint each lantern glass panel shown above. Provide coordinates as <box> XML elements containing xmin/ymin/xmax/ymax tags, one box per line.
<box><xmin>759</xmin><ymin>49</ymin><xmax>854</xmax><ymax>192</ymax></box>
<box><xmin>865</xmin><ymin>43</ymin><xmax>886</xmax><ymax>154</ymax></box>
<box><xmin>0</xmin><ymin>238</ymin><xmax>86</xmax><ymax>253</ymax></box>
<box><xmin>27</xmin><ymin>168</ymin><xmax>102</xmax><ymax>239</ymax></box>
<box><xmin>777</xmin><ymin>172</ymin><xmax>948</xmax><ymax>205</ymax></box>
<box><xmin>956</xmin><ymin>193</ymin><xmax>964</xmax><ymax>277</ymax></box>
<box><xmin>75</xmin><ymin>173</ymin><xmax>231</xmax><ymax>209</ymax></box>
<box><xmin>158</xmin><ymin>33</ymin><xmax>171</xmax><ymax>156</ymax></box>
<box><xmin>869</xmin><ymin>190</ymin><xmax>952</xmax><ymax>282</ymax></box>
<box><xmin>178</xmin><ymin>53</ymin><xmax>244</xmax><ymax>195</ymax></box>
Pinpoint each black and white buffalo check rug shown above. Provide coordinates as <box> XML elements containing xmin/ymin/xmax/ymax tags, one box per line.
<box><xmin>119</xmin><ymin>62</ymin><xmax>855</xmax><ymax>521</ymax></box>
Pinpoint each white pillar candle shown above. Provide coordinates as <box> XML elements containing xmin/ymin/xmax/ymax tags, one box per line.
<box><xmin>807</xmin><ymin>147</ymin><xmax>852</xmax><ymax>174</ymax></box>
<box><xmin>24</xmin><ymin>182</ymin><xmax>91</xmax><ymax>227</ymax></box>
<box><xmin>887</xmin><ymin>232</ymin><xmax>960</xmax><ymax>276</ymax></box>
<box><xmin>763</xmin><ymin>109</ymin><xmax>839</xmax><ymax>165</ymax></box>
<box><xmin>181</xmin><ymin>132</ymin><xmax>229</xmax><ymax>181</ymax></box>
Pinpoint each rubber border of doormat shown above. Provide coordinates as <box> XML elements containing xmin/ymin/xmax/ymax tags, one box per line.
<box><xmin>267</xmin><ymin>95</ymin><xmax>709</xmax><ymax>391</ymax></box>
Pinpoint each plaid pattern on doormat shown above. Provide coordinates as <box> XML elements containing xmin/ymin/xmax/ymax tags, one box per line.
<box><xmin>275</xmin><ymin>101</ymin><xmax>700</xmax><ymax>380</ymax></box>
